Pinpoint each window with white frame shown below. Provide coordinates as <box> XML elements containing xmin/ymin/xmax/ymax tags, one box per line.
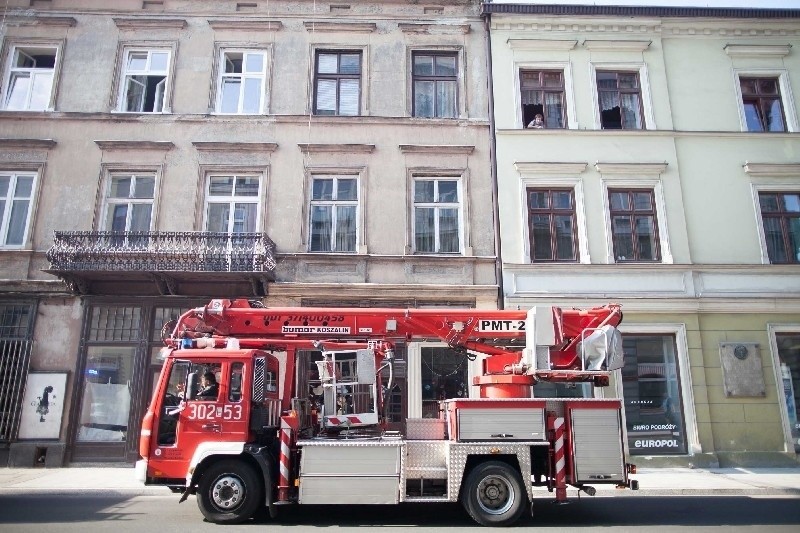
<box><xmin>102</xmin><ymin>174</ymin><xmax>155</xmax><ymax>232</ymax></box>
<box><xmin>204</xmin><ymin>175</ymin><xmax>262</xmax><ymax>233</ymax></box>
<box><xmin>118</xmin><ymin>49</ymin><xmax>171</xmax><ymax>113</ymax></box>
<box><xmin>309</xmin><ymin>175</ymin><xmax>358</xmax><ymax>252</ymax></box>
<box><xmin>313</xmin><ymin>51</ymin><xmax>361</xmax><ymax>116</ymax></box>
<box><xmin>216</xmin><ymin>49</ymin><xmax>267</xmax><ymax>114</ymax></box>
<box><xmin>3</xmin><ymin>45</ymin><xmax>58</xmax><ymax>111</ymax></box>
<box><xmin>0</xmin><ymin>171</ymin><xmax>36</xmax><ymax>247</ymax></box>
<box><xmin>413</xmin><ymin>177</ymin><xmax>461</xmax><ymax>254</ymax></box>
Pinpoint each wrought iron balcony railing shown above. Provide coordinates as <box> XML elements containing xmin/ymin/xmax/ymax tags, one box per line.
<box><xmin>46</xmin><ymin>231</ymin><xmax>277</xmax><ymax>273</ymax></box>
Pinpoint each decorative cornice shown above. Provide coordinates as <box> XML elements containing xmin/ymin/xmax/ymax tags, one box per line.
<box><xmin>0</xmin><ymin>139</ymin><xmax>56</xmax><ymax>149</ymax></box>
<box><xmin>298</xmin><ymin>144</ymin><xmax>375</xmax><ymax>154</ymax></box>
<box><xmin>207</xmin><ymin>19</ymin><xmax>283</xmax><ymax>31</ymax></box>
<box><xmin>399</xmin><ymin>144</ymin><xmax>475</xmax><ymax>155</ymax></box>
<box><xmin>583</xmin><ymin>40</ymin><xmax>651</xmax><ymax>52</ymax></box>
<box><xmin>743</xmin><ymin>162</ymin><xmax>800</xmax><ymax>177</ymax></box>
<box><xmin>95</xmin><ymin>140</ymin><xmax>175</xmax><ymax>151</ymax></box>
<box><xmin>595</xmin><ymin>162</ymin><xmax>668</xmax><ymax>175</ymax></box>
<box><xmin>725</xmin><ymin>44</ymin><xmax>792</xmax><ymax>58</ymax></box>
<box><xmin>491</xmin><ymin>19</ymin><xmax>662</xmax><ymax>36</ymax></box>
<box><xmin>193</xmin><ymin>142</ymin><xmax>278</xmax><ymax>153</ymax></box>
<box><xmin>303</xmin><ymin>21</ymin><xmax>376</xmax><ymax>33</ymax></box>
<box><xmin>398</xmin><ymin>23</ymin><xmax>471</xmax><ymax>35</ymax></box>
<box><xmin>113</xmin><ymin>17</ymin><xmax>187</xmax><ymax>30</ymax></box>
<box><xmin>514</xmin><ymin>162</ymin><xmax>587</xmax><ymax>176</ymax></box>
<box><xmin>5</xmin><ymin>16</ymin><xmax>77</xmax><ymax>27</ymax></box>
<box><xmin>507</xmin><ymin>39</ymin><xmax>577</xmax><ymax>51</ymax></box>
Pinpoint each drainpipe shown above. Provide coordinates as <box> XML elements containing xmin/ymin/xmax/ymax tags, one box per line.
<box><xmin>483</xmin><ymin>7</ymin><xmax>504</xmax><ymax>310</ymax></box>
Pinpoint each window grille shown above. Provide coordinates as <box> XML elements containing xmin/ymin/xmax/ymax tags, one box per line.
<box><xmin>0</xmin><ymin>303</ymin><xmax>35</xmax><ymax>442</ymax></box>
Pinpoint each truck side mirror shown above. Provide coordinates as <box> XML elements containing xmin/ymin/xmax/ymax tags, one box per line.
<box><xmin>186</xmin><ymin>371</ymin><xmax>199</xmax><ymax>400</ymax></box>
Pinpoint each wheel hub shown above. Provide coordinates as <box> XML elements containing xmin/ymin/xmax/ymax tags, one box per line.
<box><xmin>477</xmin><ymin>475</ymin><xmax>515</xmax><ymax>515</ymax></box>
<box><xmin>212</xmin><ymin>475</ymin><xmax>244</xmax><ymax>510</ymax></box>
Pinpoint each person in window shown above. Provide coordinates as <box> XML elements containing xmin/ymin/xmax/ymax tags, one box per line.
<box><xmin>197</xmin><ymin>371</ymin><xmax>219</xmax><ymax>400</ymax></box>
<box><xmin>527</xmin><ymin>113</ymin><xmax>545</xmax><ymax>129</ymax></box>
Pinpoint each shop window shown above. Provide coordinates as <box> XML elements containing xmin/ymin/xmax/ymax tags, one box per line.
<box><xmin>421</xmin><ymin>346</ymin><xmax>468</xmax><ymax>418</ymax></box>
<box><xmin>621</xmin><ymin>335</ymin><xmax>687</xmax><ymax>455</ymax></box>
<box><xmin>776</xmin><ymin>333</ymin><xmax>800</xmax><ymax>453</ymax></box>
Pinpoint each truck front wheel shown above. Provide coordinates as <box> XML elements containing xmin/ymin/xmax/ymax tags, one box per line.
<box><xmin>197</xmin><ymin>459</ymin><xmax>263</xmax><ymax>524</ymax></box>
<box><xmin>462</xmin><ymin>461</ymin><xmax>527</xmax><ymax>526</ymax></box>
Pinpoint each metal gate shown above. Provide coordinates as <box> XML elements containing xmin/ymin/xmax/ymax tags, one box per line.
<box><xmin>0</xmin><ymin>302</ymin><xmax>36</xmax><ymax>443</ymax></box>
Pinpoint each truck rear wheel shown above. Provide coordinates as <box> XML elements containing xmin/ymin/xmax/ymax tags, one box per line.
<box><xmin>197</xmin><ymin>460</ymin><xmax>263</xmax><ymax>524</ymax></box>
<box><xmin>461</xmin><ymin>461</ymin><xmax>527</xmax><ymax>526</ymax></box>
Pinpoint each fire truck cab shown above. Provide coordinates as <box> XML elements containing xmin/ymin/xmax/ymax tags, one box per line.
<box><xmin>136</xmin><ymin>299</ymin><xmax>637</xmax><ymax>526</ymax></box>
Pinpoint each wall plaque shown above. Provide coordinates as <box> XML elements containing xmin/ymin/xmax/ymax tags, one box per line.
<box><xmin>719</xmin><ymin>342</ymin><xmax>765</xmax><ymax>397</ymax></box>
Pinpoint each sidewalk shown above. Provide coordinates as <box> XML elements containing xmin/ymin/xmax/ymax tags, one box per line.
<box><xmin>0</xmin><ymin>465</ymin><xmax>798</xmax><ymax>496</ymax></box>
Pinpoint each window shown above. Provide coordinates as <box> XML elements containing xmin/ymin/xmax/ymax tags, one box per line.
<box><xmin>414</xmin><ymin>178</ymin><xmax>461</xmax><ymax>254</ymax></box>
<box><xmin>622</xmin><ymin>334</ymin><xmax>688</xmax><ymax>456</ymax></box>
<box><xmin>0</xmin><ymin>172</ymin><xmax>36</xmax><ymax>247</ymax></box>
<box><xmin>740</xmin><ymin>76</ymin><xmax>786</xmax><ymax>132</ymax></box>
<box><xmin>526</xmin><ymin>188</ymin><xmax>577</xmax><ymax>262</ymax></box>
<box><xmin>309</xmin><ymin>176</ymin><xmax>358</xmax><ymax>252</ymax></box>
<box><xmin>597</xmin><ymin>71</ymin><xmax>643</xmax><ymax>130</ymax></box>
<box><xmin>412</xmin><ymin>52</ymin><xmax>457</xmax><ymax>118</ymax></box>
<box><xmin>313</xmin><ymin>51</ymin><xmax>361</xmax><ymax>116</ymax></box>
<box><xmin>421</xmin><ymin>346</ymin><xmax>468</xmax><ymax>418</ymax></box>
<box><xmin>204</xmin><ymin>175</ymin><xmax>261</xmax><ymax>233</ymax></box>
<box><xmin>609</xmin><ymin>189</ymin><xmax>661</xmax><ymax>262</ymax></box>
<box><xmin>119</xmin><ymin>49</ymin><xmax>170</xmax><ymax>113</ymax></box>
<box><xmin>759</xmin><ymin>192</ymin><xmax>800</xmax><ymax>264</ymax></box>
<box><xmin>216</xmin><ymin>50</ymin><xmax>267</xmax><ymax>114</ymax></box>
<box><xmin>774</xmin><ymin>332</ymin><xmax>800</xmax><ymax>454</ymax></box>
<box><xmin>520</xmin><ymin>69</ymin><xmax>565</xmax><ymax>128</ymax></box>
<box><xmin>3</xmin><ymin>46</ymin><xmax>57</xmax><ymax>111</ymax></box>
<box><xmin>102</xmin><ymin>174</ymin><xmax>155</xmax><ymax>232</ymax></box>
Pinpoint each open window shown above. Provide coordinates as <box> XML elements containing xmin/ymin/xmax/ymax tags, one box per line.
<box><xmin>118</xmin><ymin>48</ymin><xmax>171</xmax><ymax>113</ymax></box>
<box><xmin>3</xmin><ymin>45</ymin><xmax>58</xmax><ymax>111</ymax></box>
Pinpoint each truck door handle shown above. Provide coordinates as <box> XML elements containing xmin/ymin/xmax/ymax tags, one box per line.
<box><xmin>202</xmin><ymin>424</ymin><xmax>221</xmax><ymax>431</ymax></box>
<box><xmin>491</xmin><ymin>433</ymin><xmax>514</xmax><ymax>438</ymax></box>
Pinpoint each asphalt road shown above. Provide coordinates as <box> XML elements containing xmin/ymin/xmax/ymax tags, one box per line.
<box><xmin>0</xmin><ymin>491</ymin><xmax>799</xmax><ymax>532</ymax></box>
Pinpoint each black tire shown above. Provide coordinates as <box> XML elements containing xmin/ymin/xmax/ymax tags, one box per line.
<box><xmin>197</xmin><ymin>459</ymin><xmax>263</xmax><ymax>524</ymax></box>
<box><xmin>461</xmin><ymin>461</ymin><xmax>527</xmax><ymax>527</ymax></box>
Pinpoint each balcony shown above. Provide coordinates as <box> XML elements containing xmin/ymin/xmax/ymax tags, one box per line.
<box><xmin>45</xmin><ymin>231</ymin><xmax>276</xmax><ymax>296</ymax></box>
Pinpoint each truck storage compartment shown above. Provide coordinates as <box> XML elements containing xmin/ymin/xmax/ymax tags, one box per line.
<box><xmin>569</xmin><ymin>405</ymin><xmax>625</xmax><ymax>483</ymax></box>
<box><xmin>457</xmin><ymin>407</ymin><xmax>545</xmax><ymax>441</ymax></box>
<box><xmin>298</xmin><ymin>442</ymin><xmax>402</xmax><ymax>504</ymax></box>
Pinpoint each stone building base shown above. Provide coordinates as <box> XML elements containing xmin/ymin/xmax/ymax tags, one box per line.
<box><xmin>8</xmin><ymin>442</ymin><xmax>66</xmax><ymax>467</ymax></box>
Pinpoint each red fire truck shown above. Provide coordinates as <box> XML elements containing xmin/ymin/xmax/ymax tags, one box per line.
<box><xmin>136</xmin><ymin>299</ymin><xmax>638</xmax><ymax>526</ymax></box>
